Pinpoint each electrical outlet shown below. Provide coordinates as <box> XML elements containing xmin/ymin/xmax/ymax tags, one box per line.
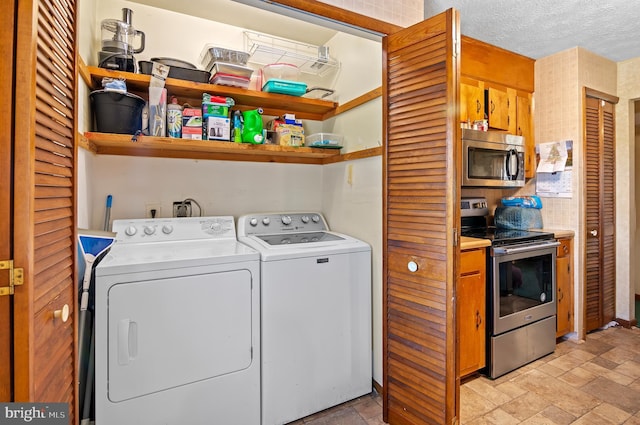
<box><xmin>145</xmin><ymin>203</ymin><xmax>162</xmax><ymax>218</ymax></box>
<box><xmin>173</xmin><ymin>201</ymin><xmax>192</xmax><ymax>217</ymax></box>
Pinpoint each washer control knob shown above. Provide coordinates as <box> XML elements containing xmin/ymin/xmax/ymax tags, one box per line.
<box><xmin>125</xmin><ymin>226</ymin><xmax>137</xmax><ymax>236</ymax></box>
<box><xmin>262</xmin><ymin>217</ymin><xmax>271</xmax><ymax>225</ymax></box>
<box><xmin>281</xmin><ymin>215</ymin><xmax>292</xmax><ymax>225</ymax></box>
<box><xmin>250</xmin><ymin>218</ymin><xmax>258</xmax><ymax>227</ymax></box>
<box><xmin>301</xmin><ymin>215</ymin><xmax>310</xmax><ymax>223</ymax></box>
<box><xmin>162</xmin><ymin>224</ymin><xmax>173</xmax><ymax>234</ymax></box>
<box><xmin>210</xmin><ymin>222</ymin><xmax>222</xmax><ymax>233</ymax></box>
<box><xmin>144</xmin><ymin>225</ymin><xmax>156</xmax><ymax>235</ymax></box>
<box><xmin>311</xmin><ymin>215</ymin><xmax>320</xmax><ymax>223</ymax></box>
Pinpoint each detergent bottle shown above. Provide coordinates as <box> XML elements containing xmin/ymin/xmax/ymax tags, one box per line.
<box><xmin>241</xmin><ymin>108</ymin><xmax>264</xmax><ymax>144</ymax></box>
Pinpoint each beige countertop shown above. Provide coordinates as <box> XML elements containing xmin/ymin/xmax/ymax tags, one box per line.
<box><xmin>461</xmin><ymin>236</ymin><xmax>491</xmax><ymax>250</ymax></box>
<box><xmin>532</xmin><ymin>229</ymin><xmax>575</xmax><ymax>239</ymax></box>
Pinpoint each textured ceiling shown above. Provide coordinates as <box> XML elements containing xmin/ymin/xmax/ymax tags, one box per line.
<box><xmin>425</xmin><ymin>0</ymin><xmax>640</xmax><ymax>62</ymax></box>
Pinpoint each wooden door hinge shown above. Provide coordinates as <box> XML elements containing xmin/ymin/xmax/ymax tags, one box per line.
<box><xmin>0</xmin><ymin>260</ymin><xmax>24</xmax><ymax>296</ymax></box>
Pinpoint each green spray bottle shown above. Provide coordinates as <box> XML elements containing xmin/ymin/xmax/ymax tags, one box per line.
<box><xmin>241</xmin><ymin>108</ymin><xmax>264</xmax><ymax>144</ymax></box>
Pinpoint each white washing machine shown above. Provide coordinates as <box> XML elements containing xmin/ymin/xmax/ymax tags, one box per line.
<box><xmin>237</xmin><ymin>212</ymin><xmax>372</xmax><ymax>425</ymax></box>
<box><xmin>94</xmin><ymin>216</ymin><xmax>260</xmax><ymax>425</ymax></box>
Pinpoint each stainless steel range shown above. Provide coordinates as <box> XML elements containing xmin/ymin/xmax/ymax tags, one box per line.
<box><xmin>461</xmin><ymin>197</ymin><xmax>559</xmax><ymax>378</ymax></box>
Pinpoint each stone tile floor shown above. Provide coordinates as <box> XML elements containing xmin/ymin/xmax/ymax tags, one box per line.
<box><xmin>289</xmin><ymin>326</ymin><xmax>640</xmax><ymax>424</ymax></box>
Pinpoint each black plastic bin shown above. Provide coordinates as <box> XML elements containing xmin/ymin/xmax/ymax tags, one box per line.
<box><xmin>90</xmin><ymin>90</ymin><xmax>145</xmax><ymax>134</ymax></box>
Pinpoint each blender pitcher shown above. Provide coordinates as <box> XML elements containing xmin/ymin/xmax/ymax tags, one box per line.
<box><xmin>98</xmin><ymin>8</ymin><xmax>145</xmax><ymax>72</ymax></box>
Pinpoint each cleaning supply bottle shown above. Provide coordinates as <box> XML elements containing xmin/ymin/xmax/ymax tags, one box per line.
<box><xmin>167</xmin><ymin>96</ymin><xmax>183</xmax><ymax>138</ymax></box>
<box><xmin>232</xmin><ymin>110</ymin><xmax>243</xmax><ymax>143</ymax></box>
<box><xmin>241</xmin><ymin>108</ymin><xmax>264</xmax><ymax>144</ymax></box>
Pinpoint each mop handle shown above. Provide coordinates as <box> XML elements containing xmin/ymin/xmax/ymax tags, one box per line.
<box><xmin>103</xmin><ymin>195</ymin><xmax>112</xmax><ymax>231</ymax></box>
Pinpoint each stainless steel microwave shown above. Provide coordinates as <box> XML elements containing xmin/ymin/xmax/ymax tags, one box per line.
<box><xmin>462</xmin><ymin>129</ymin><xmax>525</xmax><ymax>187</ymax></box>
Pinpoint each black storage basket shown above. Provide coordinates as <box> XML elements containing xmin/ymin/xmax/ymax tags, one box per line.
<box><xmin>90</xmin><ymin>90</ymin><xmax>145</xmax><ymax>134</ymax></box>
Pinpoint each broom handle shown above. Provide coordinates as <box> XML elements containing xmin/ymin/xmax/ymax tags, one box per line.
<box><xmin>103</xmin><ymin>195</ymin><xmax>112</xmax><ymax>231</ymax></box>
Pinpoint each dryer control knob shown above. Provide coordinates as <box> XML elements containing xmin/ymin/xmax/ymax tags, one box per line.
<box><xmin>210</xmin><ymin>222</ymin><xmax>222</xmax><ymax>233</ymax></box>
<box><xmin>281</xmin><ymin>215</ymin><xmax>292</xmax><ymax>225</ymax></box>
<box><xmin>311</xmin><ymin>215</ymin><xmax>320</xmax><ymax>223</ymax></box>
<box><xmin>125</xmin><ymin>226</ymin><xmax>137</xmax><ymax>236</ymax></box>
<box><xmin>262</xmin><ymin>217</ymin><xmax>271</xmax><ymax>225</ymax></box>
<box><xmin>162</xmin><ymin>224</ymin><xmax>173</xmax><ymax>234</ymax></box>
<box><xmin>250</xmin><ymin>218</ymin><xmax>258</xmax><ymax>227</ymax></box>
<box><xmin>144</xmin><ymin>225</ymin><xmax>156</xmax><ymax>235</ymax></box>
<box><xmin>301</xmin><ymin>215</ymin><xmax>310</xmax><ymax>223</ymax></box>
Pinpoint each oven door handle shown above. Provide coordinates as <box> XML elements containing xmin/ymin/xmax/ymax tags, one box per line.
<box><xmin>492</xmin><ymin>241</ymin><xmax>560</xmax><ymax>255</ymax></box>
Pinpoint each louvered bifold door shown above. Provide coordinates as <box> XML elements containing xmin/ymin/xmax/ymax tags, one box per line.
<box><xmin>383</xmin><ymin>9</ymin><xmax>460</xmax><ymax>425</ymax></box>
<box><xmin>584</xmin><ymin>93</ymin><xmax>617</xmax><ymax>332</ymax></box>
<box><xmin>13</xmin><ymin>0</ymin><xmax>78</xmax><ymax>420</ymax></box>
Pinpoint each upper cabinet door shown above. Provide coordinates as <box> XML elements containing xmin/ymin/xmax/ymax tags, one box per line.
<box><xmin>486</xmin><ymin>87</ymin><xmax>509</xmax><ymax>130</ymax></box>
<box><xmin>461</xmin><ymin>82</ymin><xmax>484</xmax><ymax>123</ymax></box>
<box><xmin>383</xmin><ymin>8</ymin><xmax>460</xmax><ymax>425</ymax></box>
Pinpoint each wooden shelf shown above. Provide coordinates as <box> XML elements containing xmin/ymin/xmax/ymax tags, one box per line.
<box><xmin>85</xmin><ymin>66</ymin><xmax>338</xmax><ymax>120</ymax></box>
<box><xmin>81</xmin><ymin>132</ymin><xmax>344</xmax><ymax>164</ymax></box>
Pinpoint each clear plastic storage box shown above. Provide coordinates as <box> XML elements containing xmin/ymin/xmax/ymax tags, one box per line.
<box><xmin>306</xmin><ymin>133</ymin><xmax>343</xmax><ymax>148</ymax></box>
<box><xmin>200</xmin><ymin>45</ymin><xmax>250</xmax><ymax>71</ymax></box>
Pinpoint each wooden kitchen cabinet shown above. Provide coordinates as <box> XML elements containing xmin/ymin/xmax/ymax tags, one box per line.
<box><xmin>460</xmin><ymin>82</ymin><xmax>485</xmax><ymax>124</ymax></box>
<box><xmin>556</xmin><ymin>237</ymin><xmax>574</xmax><ymax>337</ymax></box>
<box><xmin>459</xmin><ymin>247</ymin><xmax>486</xmax><ymax>376</ymax></box>
<box><xmin>461</xmin><ymin>36</ymin><xmax>536</xmax><ymax>178</ymax></box>
<box><xmin>485</xmin><ymin>87</ymin><xmax>509</xmax><ymax>130</ymax></box>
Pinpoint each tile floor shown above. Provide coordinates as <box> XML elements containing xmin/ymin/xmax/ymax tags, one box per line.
<box><xmin>289</xmin><ymin>325</ymin><xmax>640</xmax><ymax>424</ymax></box>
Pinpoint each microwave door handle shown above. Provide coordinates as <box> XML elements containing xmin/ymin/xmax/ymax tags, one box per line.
<box><xmin>505</xmin><ymin>149</ymin><xmax>519</xmax><ymax>180</ymax></box>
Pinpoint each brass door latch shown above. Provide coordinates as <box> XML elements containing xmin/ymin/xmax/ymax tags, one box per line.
<box><xmin>0</xmin><ymin>260</ymin><xmax>24</xmax><ymax>296</ymax></box>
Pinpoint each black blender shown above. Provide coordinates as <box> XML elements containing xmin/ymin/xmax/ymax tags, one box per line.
<box><xmin>98</xmin><ymin>8</ymin><xmax>145</xmax><ymax>73</ymax></box>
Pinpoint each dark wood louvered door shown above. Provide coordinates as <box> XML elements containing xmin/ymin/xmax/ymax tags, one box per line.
<box><xmin>0</xmin><ymin>0</ymin><xmax>16</xmax><ymax>402</ymax></box>
<box><xmin>383</xmin><ymin>9</ymin><xmax>460</xmax><ymax>425</ymax></box>
<box><xmin>584</xmin><ymin>90</ymin><xmax>618</xmax><ymax>333</ymax></box>
<box><xmin>12</xmin><ymin>0</ymin><xmax>78</xmax><ymax>420</ymax></box>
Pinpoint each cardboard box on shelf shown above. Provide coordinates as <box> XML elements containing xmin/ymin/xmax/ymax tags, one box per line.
<box><xmin>206</xmin><ymin>116</ymin><xmax>231</xmax><ymax>141</ymax></box>
<box><xmin>274</xmin><ymin>124</ymin><xmax>304</xmax><ymax>147</ymax></box>
<box><xmin>182</xmin><ymin>107</ymin><xmax>202</xmax><ymax>140</ymax></box>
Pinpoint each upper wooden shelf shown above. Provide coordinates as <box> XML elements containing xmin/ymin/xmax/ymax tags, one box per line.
<box><xmin>85</xmin><ymin>66</ymin><xmax>338</xmax><ymax>121</ymax></box>
<box><xmin>81</xmin><ymin>132</ymin><xmax>345</xmax><ymax>164</ymax></box>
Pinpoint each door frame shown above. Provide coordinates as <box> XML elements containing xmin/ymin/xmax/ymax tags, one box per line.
<box><xmin>0</xmin><ymin>0</ymin><xmax>16</xmax><ymax>401</ymax></box>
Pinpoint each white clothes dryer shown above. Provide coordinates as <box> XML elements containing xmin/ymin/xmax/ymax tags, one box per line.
<box><xmin>237</xmin><ymin>212</ymin><xmax>372</xmax><ymax>425</ymax></box>
<box><xmin>94</xmin><ymin>216</ymin><xmax>260</xmax><ymax>425</ymax></box>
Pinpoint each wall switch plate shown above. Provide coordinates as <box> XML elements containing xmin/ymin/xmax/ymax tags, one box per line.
<box><xmin>173</xmin><ymin>201</ymin><xmax>192</xmax><ymax>217</ymax></box>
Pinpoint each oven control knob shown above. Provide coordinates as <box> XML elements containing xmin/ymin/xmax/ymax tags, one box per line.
<box><xmin>125</xmin><ymin>226</ymin><xmax>137</xmax><ymax>236</ymax></box>
<box><xmin>162</xmin><ymin>224</ymin><xmax>173</xmax><ymax>235</ymax></box>
<box><xmin>301</xmin><ymin>215</ymin><xmax>310</xmax><ymax>223</ymax></box>
<box><xmin>311</xmin><ymin>215</ymin><xmax>320</xmax><ymax>223</ymax></box>
<box><xmin>143</xmin><ymin>225</ymin><xmax>156</xmax><ymax>235</ymax></box>
<box><xmin>250</xmin><ymin>218</ymin><xmax>258</xmax><ymax>227</ymax></box>
<box><xmin>262</xmin><ymin>217</ymin><xmax>271</xmax><ymax>225</ymax></box>
<box><xmin>281</xmin><ymin>215</ymin><xmax>292</xmax><ymax>225</ymax></box>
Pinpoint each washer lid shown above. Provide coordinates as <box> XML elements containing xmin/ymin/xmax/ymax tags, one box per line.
<box><xmin>255</xmin><ymin>231</ymin><xmax>344</xmax><ymax>246</ymax></box>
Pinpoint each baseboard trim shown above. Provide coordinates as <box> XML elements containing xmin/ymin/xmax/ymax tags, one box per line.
<box><xmin>373</xmin><ymin>379</ymin><xmax>383</xmax><ymax>396</ymax></box>
<box><xmin>616</xmin><ymin>317</ymin><xmax>638</xmax><ymax>328</ymax></box>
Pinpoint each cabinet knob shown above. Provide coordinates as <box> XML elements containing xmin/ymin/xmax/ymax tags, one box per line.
<box><xmin>563</xmin><ymin>244</ymin><xmax>569</xmax><ymax>254</ymax></box>
<box><xmin>590</xmin><ymin>229</ymin><xmax>598</xmax><ymax>237</ymax></box>
<box><xmin>54</xmin><ymin>304</ymin><xmax>70</xmax><ymax>323</ymax></box>
<box><xmin>475</xmin><ymin>310</ymin><xmax>482</xmax><ymax>328</ymax></box>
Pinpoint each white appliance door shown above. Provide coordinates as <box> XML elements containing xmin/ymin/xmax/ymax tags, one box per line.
<box><xmin>262</xmin><ymin>250</ymin><xmax>372</xmax><ymax>425</ymax></box>
<box><xmin>107</xmin><ymin>270</ymin><xmax>253</xmax><ymax>402</ymax></box>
